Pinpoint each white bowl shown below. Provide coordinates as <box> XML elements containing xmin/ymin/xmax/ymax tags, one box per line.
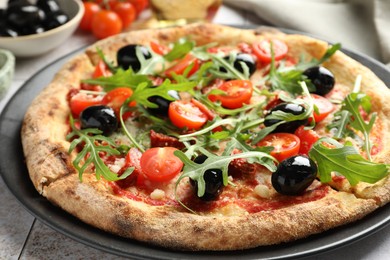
<box><xmin>0</xmin><ymin>0</ymin><xmax>84</xmax><ymax>58</ymax></box>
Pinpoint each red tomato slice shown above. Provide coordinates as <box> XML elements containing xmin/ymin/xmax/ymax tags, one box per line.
<box><xmin>102</xmin><ymin>87</ymin><xmax>135</xmax><ymax>115</ymax></box>
<box><xmin>168</xmin><ymin>100</ymin><xmax>208</xmax><ymax>130</ymax></box>
<box><xmin>191</xmin><ymin>98</ymin><xmax>215</xmax><ymax>120</ymax></box>
<box><xmin>208</xmin><ymin>80</ymin><xmax>253</xmax><ymax>109</ymax></box>
<box><xmin>70</xmin><ymin>92</ymin><xmax>103</xmax><ymax>118</ymax></box>
<box><xmin>165</xmin><ymin>54</ymin><xmax>200</xmax><ymax>78</ymax></box>
<box><xmin>309</xmin><ymin>94</ymin><xmax>334</xmax><ymax>123</ymax></box>
<box><xmin>294</xmin><ymin>126</ymin><xmax>320</xmax><ymax>155</ymax></box>
<box><xmin>252</xmin><ymin>39</ymin><xmax>288</xmax><ymax>64</ymax></box>
<box><xmin>150</xmin><ymin>41</ymin><xmax>170</xmax><ymax>55</ymax></box>
<box><xmin>257</xmin><ymin>133</ymin><xmax>300</xmax><ymax>162</ymax></box>
<box><xmin>93</xmin><ymin>59</ymin><xmax>112</xmax><ymax>78</ymax></box>
<box><xmin>140</xmin><ymin>147</ymin><xmax>183</xmax><ymax>182</ymax></box>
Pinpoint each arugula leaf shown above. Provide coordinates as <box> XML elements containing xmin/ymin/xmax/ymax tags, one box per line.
<box><xmin>209</xmin><ymin>52</ymin><xmax>249</xmax><ymax>80</ymax></box>
<box><xmin>164</xmin><ymin>38</ymin><xmax>195</xmax><ymax>61</ymax></box>
<box><xmin>327</xmin><ymin>110</ymin><xmax>354</xmax><ymax>139</ymax></box>
<box><xmin>81</xmin><ymin>68</ymin><xmax>151</xmax><ymax>92</ymax></box>
<box><xmin>268</xmin><ymin>43</ymin><xmax>341</xmax><ymax>95</ymax></box>
<box><xmin>309</xmin><ymin>137</ymin><xmax>388</xmax><ymax>185</ymax></box>
<box><xmin>66</xmin><ymin>117</ymin><xmax>132</xmax><ymax>181</ymax></box>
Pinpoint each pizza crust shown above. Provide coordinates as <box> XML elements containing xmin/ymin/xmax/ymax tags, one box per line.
<box><xmin>21</xmin><ymin>23</ymin><xmax>390</xmax><ymax>251</ymax></box>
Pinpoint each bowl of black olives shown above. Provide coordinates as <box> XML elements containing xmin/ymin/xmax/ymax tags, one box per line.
<box><xmin>0</xmin><ymin>0</ymin><xmax>84</xmax><ymax>57</ymax></box>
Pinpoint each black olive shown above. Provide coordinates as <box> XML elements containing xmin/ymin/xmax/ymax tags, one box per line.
<box><xmin>42</xmin><ymin>11</ymin><xmax>68</xmax><ymax>30</ymax></box>
<box><xmin>303</xmin><ymin>66</ymin><xmax>335</xmax><ymax>96</ymax></box>
<box><xmin>0</xmin><ymin>26</ymin><xmax>18</xmax><ymax>37</ymax></box>
<box><xmin>272</xmin><ymin>155</ymin><xmax>317</xmax><ymax>195</ymax></box>
<box><xmin>190</xmin><ymin>155</ymin><xmax>224</xmax><ymax>201</ymax></box>
<box><xmin>147</xmin><ymin>90</ymin><xmax>179</xmax><ymax>116</ymax></box>
<box><xmin>37</xmin><ymin>0</ymin><xmax>61</xmax><ymax>14</ymax></box>
<box><xmin>222</xmin><ymin>53</ymin><xmax>257</xmax><ymax>76</ymax></box>
<box><xmin>117</xmin><ymin>44</ymin><xmax>152</xmax><ymax>72</ymax></box>
<box><xmin>7</xmin><ymin>5</ymin><xmax>44</xmax><ymax>30</ymax></box>
<box><xmin>80</xmin><ymin>105</ymin><xmax>118</xmax><ymax>136</ymax></box>
<box><xmin>264</xmin><ymin>103</ymin><xmax>308</xmax><ymax>133</ymax></box>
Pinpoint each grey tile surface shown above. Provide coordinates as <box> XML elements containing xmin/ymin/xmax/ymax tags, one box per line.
<box><xmin>0</xmin><ymin>177</ymin><xmax>34</xmax><ymax>260</ymax></box>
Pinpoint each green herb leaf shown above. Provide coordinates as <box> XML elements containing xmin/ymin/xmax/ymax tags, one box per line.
<box><xmin>164</xmin><ymin>38</ymin><xmax>195</xmax><ymax>61</ymax></box>
<box><xmin>81</xmin><ymin>68</ymin><xmax>151</xmax><ymax>92</ymax></box>
<box><xmin>66</xmin><ymin>117</ymin><xmax>132</xmax><ymax>181</ymax></box>
<box><xmin>309</xmin><ymin>137</ymin><xmax>388</xmax><ymax>185</ymax></box>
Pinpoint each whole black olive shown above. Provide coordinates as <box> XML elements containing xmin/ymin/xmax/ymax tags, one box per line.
<box><xmin>272</xmin><ymin>155</ymin><xmax>317</xmax><ymax>195</ymax></box>
<box><xmin>303</xmin><ymin>66</ymin><xmax>335</xmax><ymax>96</ymax></box>
<box><xmin>264</xmin><ymin>103</ymin><xmax>308</xmax><ymax>133</ymax></box>
<box><xmin>7</xmin><ymin>4</ymin><xmax>44</xmax><ymax>30</ymax></box>
<box><xmin>222</xmin><ymin>53</ymin><xmax>257</xmax><ymax>76</ymax></box>
<box><xmin>80</xmin><ymin>105</ymin><xmax>118</xmax><ymax>136</ymax></box>
<box><xmin>42</xmin><ymin>11</ymin><xmax>68</xmax><ymax>30</ymax></box>
<box><xmin>37</xmin><ymin>0</ymin><xmax>61</xmax><ymax>14</ymax></box>
<box><xmin>117</xmin><ymin>44</ymin><xmax>152</xmax><ymax>72</ymax></box>
<box><xmin>147</xmin><ymin>90</ymin><xmax>179</xmax><ymax>116</ymax></box>
<box><xmin>0</xmin><ymin>26</ymin><xmax>18</xmax><ymax>37</ymax></box>
<box><xmin>190</xmin><ymin>155</ymin><xmax>224</xmax><ymax>201</ymax></box>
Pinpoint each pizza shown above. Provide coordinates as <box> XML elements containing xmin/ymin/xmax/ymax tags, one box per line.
<box><xmin>21</xmin><ymin>23</ymin><xmax>390</xmax><ymax>251</ymax></box>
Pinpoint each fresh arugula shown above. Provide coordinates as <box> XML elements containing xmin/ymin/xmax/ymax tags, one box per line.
<box><xmin>164</xmin><ymin>38</ymin><xmax>195</xmax><ymax>61</ymax></box>
<box><xmin>309</xmin><ymin>137</ymin><xmax>388</xmax><ymax>185</ymax></box>
<box><xmin>328</xmin><ymin>76</ymin><xmax>376</xmax><ymax>160</ymax></box>
<box><xmin>66</xmin><ymin>116</ymin><xmax>132</xmax><ymax>181</ymax></box>
<box><xmin>268</xmin><ymin>43</ymin><xmax>341</xmax><ymax>95</ymax></box>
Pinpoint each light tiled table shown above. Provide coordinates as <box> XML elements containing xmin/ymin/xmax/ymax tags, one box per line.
<box><xmin>1</xmin><ymin>5</ymin><xmax>389</xmax><ymax>260</ymax></box>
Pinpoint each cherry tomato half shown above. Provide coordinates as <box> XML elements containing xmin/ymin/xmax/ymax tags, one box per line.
<box><xmin>150</xmin><ymin>41</ymin><xmax>170</xmax><ymax>55</ymax></box>
<box><xmin>208</xmin><ymin>80</ymin><xmax>253</xmax><ymax>109</ymax></box>
<box><xmin>91</xmin><ymin>10</ymin><xmax>123</xmax><ymax>39</ymax></box>
<box><xmin>69</xmin><ymin>92</ymin><xmax>103</xmax><ymax>118</ymax></box>
<box><xmin>294</xmin><ymin>125</ymin><xmax>319</xmax><ymax>155</ymax></box>
<box><xmin>79</xmin><ymin>2</ymin><xmax>101</xmax><ymax>31</ymax></box>
<box><xmin>102</xmin><ymin>87</ymin><xmax>135</xmax><ymax>115</ymax></box>
<box><xmin>252</xmin><ymin>39</ymin><xmax>288</xmax><ymax>64</ymax></box>
<box><xmin>309</xmin><ymin>94</ymin><xmax>334</xmax><ymax>123</ymax></box>
<box><xmin>257</xmin><ymin>133</ymin><xmax>300</xmax><ymax>162</ymax></box>
<box><xmin>93</xmin><ymin>59</ymin><xmax>112</xmax><ymax>78</ymax></box>
<box><xmin>113</xmin><ymin>2</ymin><xmax>136</xmax><ymax>28</ymax></box>
<box><xmin>168</xmin><ymin>100</ymin><xmax>208</xmax><ymax>130</ymax></box>
<box><xmin>165</xmin><ymin>54</ymin><xmax>200</xmax><ymax>78</ymax></box>
<box><xmin>140</xmin><ymin>147</ymin><xmax>183</xmax><ymax>182</ymax></box>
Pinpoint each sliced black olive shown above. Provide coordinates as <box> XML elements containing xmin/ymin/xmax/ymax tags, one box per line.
<box><xmin>303</xmin><ymin>66</ymin><xmax>335</xmax><ymax>96</ymax></box>
<box><xmin>222</xmin><ymin>53</ymin><xmax>257</xmax><ymax>76</ymax></box>
<box><xmin>117</xmin><ymin>44</ymin><xmax>152</xmax><ymax>72</ymax></box>
<box><xmin>37</xmin><ymin>0</ymin><xmax>61</xmax><ymax>14</ymax></box>
<box><xmin>264</xmin><ymin>103</ymin><xmax>308</xmax><ymax>133</ymax></box>
<box><xmin>272</xmin><ymin>155</ymin><xmax>317</xmax><ymax>195</ymax></box>
<box><xmin>80</xmin><ymin>105</ymin><xmax>118</xmax><ymax>136</ymax></box>
<box><xmin>190</xmin><ymin>155</ymin><xmax>224</xmax><ymax>201</ymax></box>
<box><xmin>147</xmin><ymin>90</ymin><xmax>179</xmax><ymax>116</ymax></box>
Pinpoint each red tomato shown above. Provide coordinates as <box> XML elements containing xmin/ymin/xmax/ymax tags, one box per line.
<box><xmin>79</xmin><ymin>2</ymin><xmax>101</xmax><ymax>31</ymax></box>
<box><xmin>190</xmin><ymin>98</ymin><xmax>215</xmax><ymax>120</ymax></box>
<box><xmin>113</xmin><ymin>2</ymin><xmax>136</xmax><ymax>28</ymax></box>
<box><xmin>150</xmin><ymin>41</ymin><xmax>170</xmax><ymax>55</ymax></box>
<box><xmin>70</xmin><ymin>92</ymin><xmax>103</xmax><ymax>118</ymax></box>
<box><xmin>93</xmin><ymin>59</ymin><xmax>112</xmax><ymax>78</ymax></box>
<box><xmin>252</xmin><ymin>39</ymin><xmax>288</xmax><ymax>64</ymax></box>
<box><xmin>309</xmin><ymin>94</ymin><xmax>334</xmax><ymax>123</ymax></box>
<box><xmin>128</xmin><ymin>0</ymin><xmax>148</xmax><ymax>15</ymax></box>
<box><xmin>140</xmin><ymin>147</ymin><xmax>183</xmax><ymax>182</ymax></box>
<box><xmin>165</xmin><ymin>54</ymin><xmax>200</xmax><ymax>78</ymax></box>
<box><xmin>168</xmin><ymin>100</ymin><xmax>208</xmax><ymax>130</ymax></box>
<box><xmin>257</xmin><ymin>133</ymin><xmax>300</xmax><ymax>162</ymax></box>
<box><xmin>91</xmin><ymin>10</ymin><xmax>123</xmax><ymax>39</ymax></box>
<box><xmin>294</xmin><ymin>126</ymin><xmax>320</xmax><ymax>155</ymax></box>
<box><xmin>102</xmin><ymin>87</ymin><xmax>135</xmax><ymax>115</ymax></box>
<box><xmin>208</xmin><ymin>80</ymin><xmax>253</xmax><ymax>109</ymax></box>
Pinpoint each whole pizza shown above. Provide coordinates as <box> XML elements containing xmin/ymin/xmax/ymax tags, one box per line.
<box><xmin>21</xmin><ymin>24</ymin><xmax>390</xmax><ymax>251</ymax></box>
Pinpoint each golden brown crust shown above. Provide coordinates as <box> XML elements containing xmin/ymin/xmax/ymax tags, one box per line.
<box><xmin>21</xmin><ymin>23</ymin><xmax>390</xmax><ymax>251</ymax></box>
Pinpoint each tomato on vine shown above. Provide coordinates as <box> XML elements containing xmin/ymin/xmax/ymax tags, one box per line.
<box><xmin>79</xmin><ymin>2</ymin><xmax>101</xmax><ymax>31</ymax></box>
<box><xmin>113</xmin><ymin>2</ymin><xmax>136</xmax><ymax>28</ymax></box>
